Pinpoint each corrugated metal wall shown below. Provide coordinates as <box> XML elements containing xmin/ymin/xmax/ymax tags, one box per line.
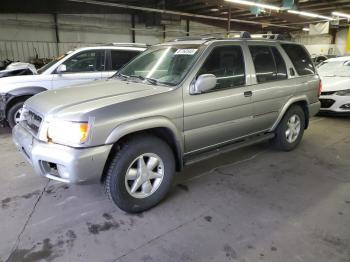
<box><xmin>0</xmin><ymin>40</ymin><xmax>95</xmax><ymax>61</ymax></box>
<box><xmin>0</xmin><ymin>14</ymin><xmax>229</xmax><ymax>63</ymax></box>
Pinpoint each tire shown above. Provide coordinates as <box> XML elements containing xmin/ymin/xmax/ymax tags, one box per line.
<box><xmin>104</xmin><ymin>135</ymin><xmax>175</xmax><ymax>213</ymax></box>
<box><xmin>7</xmin><ymin>101</ymin><xmax>24</xmax><ymax>128</ymax></box>
<box><xmin>272</xmin><ymin>105</ymin><xmax>305</xmax><ymax>151</ymax></box>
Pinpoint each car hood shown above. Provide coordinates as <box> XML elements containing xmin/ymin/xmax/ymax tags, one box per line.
<box><xmin>25</xmin><ymin>79</ymin><xmax>172</xmax><ymax>119</ymax></box>
<box><xmin>320</xmin><ymin>76</ymin><xmax>350</xmax><ymax>92</ymax></box>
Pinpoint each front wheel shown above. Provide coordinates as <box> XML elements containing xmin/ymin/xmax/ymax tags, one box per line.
<box><xmin>7</xmin><ymin>101</ymin><xmax>24</xmax><ymax>128</ymax></box>
<box><xmin>104</xmin><ymin>135</ymin><xmax>175</xmax><ymax>213</ymax></box>
<box><xmin>272</xmin><ymin>105</ymin><xmax>305</xmax><ymax>151</ymax></box>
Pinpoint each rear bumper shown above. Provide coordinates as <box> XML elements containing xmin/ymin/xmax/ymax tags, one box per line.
<box><xmin>12</xmin><ymin>124</ymin><xmax>113</xmax><ymax>183</ymax></box>
<box><xmin>308</xmin><ymin>101</ymin><xmax>321</xmax><ymax>117</ymax></box>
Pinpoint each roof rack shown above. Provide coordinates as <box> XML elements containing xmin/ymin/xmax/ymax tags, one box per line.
<box><xmin>104</xmin><ymin>43</ymin><xmax>150</xmax><ymax>48</ymax></box>
<box><xmin>173</xmin><ymin>32</ymin><xmax>292</xmax><ymax>42</ymax></box>
<box><xmin>173</xmin><ymin>31</ymin><xmax>251</xmax><ymax>42</ymax></box>
<box><xmin>250</xmin><ymin>33</ymin><xmax>290</xmax><ymax>41</ymax></box>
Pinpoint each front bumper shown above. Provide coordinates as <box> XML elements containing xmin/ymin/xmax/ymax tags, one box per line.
<box><xmin>0</xmin><ymin>100</ymin><xmax>6</xmax><ymax>125</ymax></box>
<box><xmin>12</xmin><ymin>124</ymin><xmax>113</xmax><ymax>183</ymax></box>
<box><xmin>319</xmin><ymin>94</ymin><xmax>350</xmax><ymax>114</ymax></box>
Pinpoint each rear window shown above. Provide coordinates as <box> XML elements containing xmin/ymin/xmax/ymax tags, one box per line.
<box><xmin>281</xmin><ymin>44</ymin><xmax>315</xmax><ymax>76</ymax></box>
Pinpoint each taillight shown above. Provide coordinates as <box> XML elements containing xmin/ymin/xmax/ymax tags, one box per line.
<box><xmin>318</xmin><ymin>80</ymin><xmax>322</xmax><ymax>97</ymax></box>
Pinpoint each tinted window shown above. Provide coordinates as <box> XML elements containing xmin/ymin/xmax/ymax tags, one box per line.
<box><xmin>62</xmin><ymin>50</ymin><xmax>105</xmax><ymax>73</ymax></box>
<box><xmin>281</xmin><ymin>44</ymin><xmax>315</xmax><ymax>75</ymax></box>
<box><xmin>249</xmin><ymin>46</ymin><xmax>276</xmax><ymax>83</ymax></box>
<box><xmin>110</xmin><ymin>50</ymin><xmax>140</xmax><ymax>70</ymax></box>
<box><xmin>198</xmin><ymin>45</ymin><xmax>245</xmax><ymax>90</ymax></box>
<box><xmin>271</xmin><ymin>47</ymin><xmax>287</xmax><ymax>80</ymax></box>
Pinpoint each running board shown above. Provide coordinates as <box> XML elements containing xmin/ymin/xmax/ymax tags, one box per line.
<box><xmin>184</xmin><ymin>133</ymin><xmax>275</xmax><ymax>166</ymax></box>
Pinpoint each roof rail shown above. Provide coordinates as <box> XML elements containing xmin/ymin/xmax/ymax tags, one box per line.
<box><xmin>173</xmin><ymin>31</ymin><xmax>251</xmax><ymax>42</ymax></box>
<box><xmin>250</xmin><ymin>33</ymin><xmax>291</xmax><ymax>41</ymax></box>
<box><xmin>173</xmin><ymin>36</ymin><xmax>217</xmax><ymax>42</ymax></box>
<box><xmin>104</xmin><ymin>43</ymin><xmax>150</xmax><ymax>48</ymax></box>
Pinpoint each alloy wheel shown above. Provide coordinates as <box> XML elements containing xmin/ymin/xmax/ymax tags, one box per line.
<box><xmin>125</xmin><ymin>153</ymin><xmax>164</xmax><ymax>199</ymax></box>
<box><xmin>285</xmin><ymin>114</ymin><xmax>301</xmax><ymax>143</ymax></box>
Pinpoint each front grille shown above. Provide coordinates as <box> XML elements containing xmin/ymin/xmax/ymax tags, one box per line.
<box><xmin>23</xmin><ymin>110</ymin><xmax>42</xmax><ymax>135</ymax></box>
<box><xmin>319</xmin><ymin>99</ymin><xmax>335</xmax><ymax>109</ymax></box>
<box><xmin>321</xmin><ymin>91</ymin><xmax>336</xmax><ymax>96</ymax></box>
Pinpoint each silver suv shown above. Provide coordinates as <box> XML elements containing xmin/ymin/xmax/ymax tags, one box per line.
<box><xmin>13</xmin><ymin>33</ymin><xmax>321</xmax><ymax>213</ymax></box>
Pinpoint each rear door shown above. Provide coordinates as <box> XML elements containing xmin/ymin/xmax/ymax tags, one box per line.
<box><xmin>247</xmin><ymin>43</ymin><xmax>294</xmax><ymax>132</ymax></box>
<box><xmin>102</xmin><ymin>49</ymin><xmax>141</xmax><ymax>79</ymax></box>
<box><xmin>183</xmin><ymin>43</ymin><xmax>255</xmax><ymax>154</ymax></box>
<box><xmin>51</xmin><ymin>49</ymin><xmax>104</xmax><ymax>89</ymax></box>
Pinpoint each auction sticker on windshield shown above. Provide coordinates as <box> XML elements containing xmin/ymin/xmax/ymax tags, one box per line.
<box><xmin>174</xmin><ymin>49</ymin><xmax>198</xmax><ymax>55</ymax></box>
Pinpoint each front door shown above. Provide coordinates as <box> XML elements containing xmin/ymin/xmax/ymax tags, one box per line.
<box><xmin>183</xmin><ymin>44</ymin><xmax>255</xmax><ymax>154</ymax></box>
<box><xmin>51</xmin><ymin>49</ymin><xmax>105</xmax><ymax>89</ymax></box>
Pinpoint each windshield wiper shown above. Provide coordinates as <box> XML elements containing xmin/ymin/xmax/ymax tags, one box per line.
<box><xmin>130</xmin><ymin>75</ymin><xmax>158</xmax><ymax>85</ymax></box>
<box><xmin>145</xmin><ymin>77</ymin><xmax>158</xmax><ymax>85</ymax></box>
<box><xmin>115</xmin><ymin>73</ymin><xmax>129</xmax><ymax>80</ymax></box>
<box><xmin>123</xmin><ymin>75</ymin><xmax>172</xmax><ymax>86</ymax></box>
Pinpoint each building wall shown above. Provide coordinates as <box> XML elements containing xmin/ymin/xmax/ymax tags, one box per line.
<box><xmin>292</xmin><ymin>28</ymin><xmax>349</xmax><ymax>56</ymax></box>
<box><xmin>0</xmin><ymin>13</ymin><xmax>225</xmax><ymax>62</ymax></box>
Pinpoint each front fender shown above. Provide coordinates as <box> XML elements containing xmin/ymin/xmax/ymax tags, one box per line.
<box><xmin>8</xmin><ymin>86</ymin><xmax>47</xmax><ymax>97</ymax></box>
<box><xmin>105</xmin><ymin>116</ymin><xmax>184</xmax><ymax>156</ymax></box>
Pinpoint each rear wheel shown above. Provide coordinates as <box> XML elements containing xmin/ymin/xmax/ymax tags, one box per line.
<box><xmin>272</xmin><ymin>105</ymin><xmax>305</xmax><ymax>151</ymax></box>
<box><xmin>7</xmin><ymin>101</ymin><xmax>24</xmax><ymax>128</ymax></box>
<box><xmin>104</xmin><ymin>135</ymin><xmax>175</xmax><ymax>213</ymax></box>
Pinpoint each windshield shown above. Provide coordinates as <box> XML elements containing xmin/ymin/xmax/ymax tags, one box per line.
<box><xmin>37</xmin><ymin>53</ymin><xmax>68</xmax><ymax>74</ymax></box>
<box><xmin>318</xmin><ymin>60</ymin><xmax>350</xmax><ymax>77</ymax></box>
<box><xmin>116</xmin><ymin>44</ymin><xmax>204</xmax><ymax>86</ymax></box>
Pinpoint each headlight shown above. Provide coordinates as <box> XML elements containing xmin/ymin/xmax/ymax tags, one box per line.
<box><xmin>47</xmin><ymin>121</ymin><xmax>90</xmax><ymax>146</ymax></box>
<box><xmin>335</xmin><ymin>89</ymin><xmax>350</xmax><ymax>96</ymax></box>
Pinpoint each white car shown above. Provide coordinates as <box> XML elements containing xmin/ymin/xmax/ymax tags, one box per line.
<box><xmin>0</xmin><ymin>43</ymin><xmax>147</xmax><ymax>127</ymax></box>
<box><xmin>317</xmin><ymin>56</ymin><xmax>350</xmax><ymax>115</ymax></box>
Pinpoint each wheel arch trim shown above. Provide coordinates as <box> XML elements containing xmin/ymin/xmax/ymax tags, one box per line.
<box><xmin>270</xmin><ymin>95</ymin><xmax>309</xmax><ymax>131</ymax></box>
<box><xmin>105</xmin><ymin>116</ymin><xmax>184</xmax><ymax>169</ymax></box>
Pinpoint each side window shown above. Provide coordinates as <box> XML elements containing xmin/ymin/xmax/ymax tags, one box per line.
<box><xmin>249</xmin><ymin>46</ymin><xmax>276</xmax><ymax>83</ymax></box>
<box><xmin>271</xmin><ymin>47</ymin><xmax>287</xmax><ymax>80</ymax></box>
<box><xmin>110</xmin><ymin>50</ymin><xmax>140</xmax><ymax>71</ymax></box>
<box><xmin>61</xmin><ymin>50</ymin><xmax>105</xmax><ymax>73</ymax></box>
<box><xmin>198</xmin><ymin>45</ymin><xmax>245</xmax><ymax>90</ymax></box>
<box><xmin>281</xmin><ymin>44</ymin><xmax>315</xmax><ymax>76</ymax></box>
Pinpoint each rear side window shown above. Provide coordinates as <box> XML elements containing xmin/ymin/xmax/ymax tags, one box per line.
<box><xmin>110</xmin><ymin>50</ymin><xmax>140</xmax><ymax>70</ymax></box>
<box><xmin>281</xmin><ymin>44</ymin><xmax>315</xmax><ymax>76</ymax></box>
<box><xmin>249</xmin><ymin>45</ymin><xmax>287</xmax><ymax>83</ymax></box>
<box><xmin>271</xmin><ymin>47</ymin><xmax>287</xmax><ymax>80</ymax></box>
<box><xmin>198</xmin><ymin>45</ymin><xmax>245</xmax><ymax>90</ymax></box>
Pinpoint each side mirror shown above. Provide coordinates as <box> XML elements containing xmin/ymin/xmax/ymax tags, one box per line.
<box><xmin>190</xmin><ymin>74</ymin><xmax>217</xmax><ymax>95</ymax></box>
<box><xmin>56</xmin><ymin>64</ymin><xmax>67</xmax><ymax>74</ymax></box>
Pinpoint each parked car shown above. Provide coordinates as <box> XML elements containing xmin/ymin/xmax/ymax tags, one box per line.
<box><xmin>0</xmin><ymin>43</ymin><xmax>147</xmax><ymax>127</ymax></box>
<box><xmin>13</xmin><ymin>34</ymin><xmax>321</xmax><ymax>213</ymax></box>
<box><xmin>0</xmin><ymin>62</ymin><xmax>37</xmax><ymax>78</ymax></box>
<box><xmin>312</xmin><ymin>54</ymin><xmax>337</xmax><ymax>67</ymax></box>
<box><xmin>317</xmin><ymin>56</ymin><xmax>350</xmax><ymax>115</ymax></box>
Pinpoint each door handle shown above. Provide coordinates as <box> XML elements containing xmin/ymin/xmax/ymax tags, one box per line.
<box><xmin>244</xmin><ymin>91</ymin><xmax>253</xmax><ymax>97</ymax></box>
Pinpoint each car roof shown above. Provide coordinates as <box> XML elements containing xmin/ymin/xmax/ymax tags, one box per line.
<box><xmin>73</xmin><ymin>45</ymin><xmax>147</xmax><ymax>52</ymax></box>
